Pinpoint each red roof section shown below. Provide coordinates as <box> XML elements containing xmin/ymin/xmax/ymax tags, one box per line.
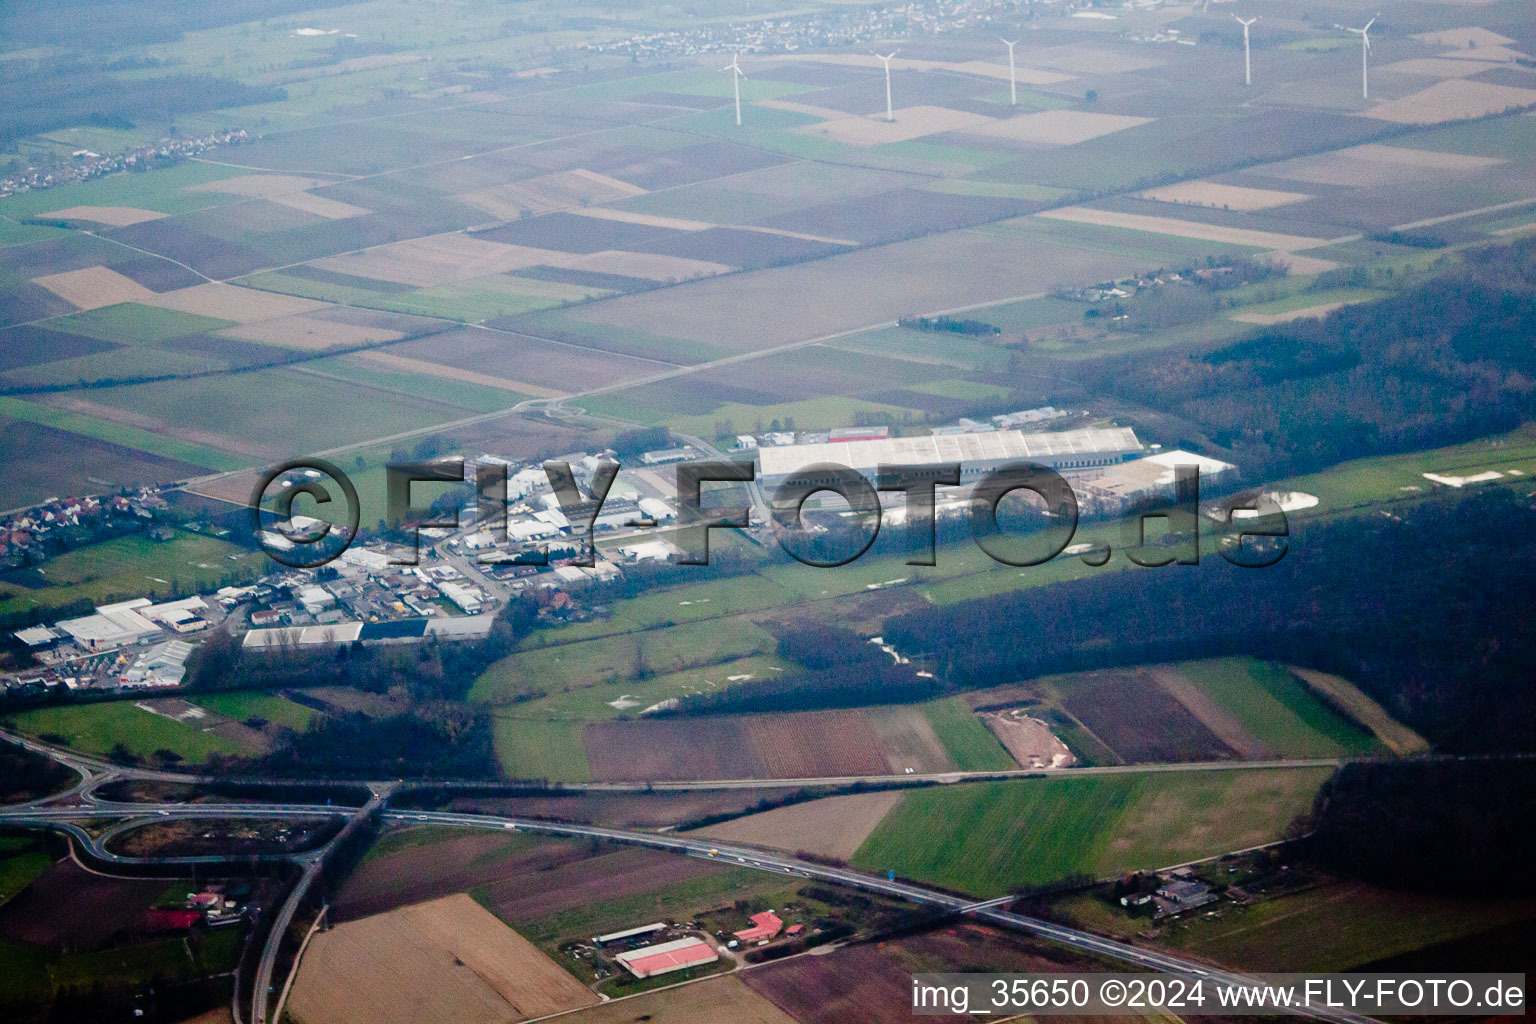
<box><xmin>623</xmin><ymin>940</ymin><xmax>716</xmax><ymax>976</ymax></box>
<box><xmin>733</xmin><ymin>910</ymin><xmax>783</xmax><ymax>943</ymax></box>
<box><xmin>144</xmin><ymin>909</ymin><xmax>203</xmax><ymax>931</ymax></box>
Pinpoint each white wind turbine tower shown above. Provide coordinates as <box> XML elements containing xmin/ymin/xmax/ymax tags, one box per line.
<box><xmin>1233</xmin><ymin>15</ymin><xmax>1259</xmax><ymax>86</ymax></box>
<box><xmin>721</xmin><ymin>52</ymin><xmax>747</xmax><ymax>127</ymax></box>
<box><xmin>1335</xmin><ymin>16</ymin><xmax>1377</xmax><ymax>100</ymax></box>
<box><xmin>1000</xmin><ymin>38</ymin><xmax>1020</xmax><ymax>105</ymax></box>
<box><xmin>874</xmin><ymin>51</ymin><xmax>899</xmax><ymax>121</ymax></box>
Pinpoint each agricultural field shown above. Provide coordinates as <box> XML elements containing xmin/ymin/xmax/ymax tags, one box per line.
<box><xmin>0</xmin><ymin>531</ymin><xmax>259</xmax><ymax>616</ymax></box>
<box><xmin>6</xmin><ymin>700</ymin><xmax>255</xmax><ymax>764</ymax></box>
<box><xmin>691</xmin><ymin>790</ymin><xmax>905</xmax><ymax>863</ymax></box>
<box><xmin>851</xmin><ymin>767</ymin><xmax>1332</xmax><ymax>896</ymax></box>
<box><xmin>1158</xmin><ymin>881</ymin><xmax>1536</xmax><ymax>973</ymax></box>
<box><xmin>189</xmin><ymin>691</ymin><xmax>317</xmax><ymax>733</ymax></box>
<box><xmin>287</xmin><ymin>894</ymin><xmax>599</xmax><ymax>1024</ymax></box>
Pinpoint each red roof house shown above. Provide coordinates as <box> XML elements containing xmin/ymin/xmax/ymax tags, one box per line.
<box><xmin>733</xmin><ymin>911</ymin><xmax>783</xmax><ymax>943</ymax></box>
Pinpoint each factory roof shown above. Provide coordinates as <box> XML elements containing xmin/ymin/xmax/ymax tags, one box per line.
<box><xmin>757</xmin><ymin>427</ymin><xmax>1141</xmax><ymax>478</ymax></box>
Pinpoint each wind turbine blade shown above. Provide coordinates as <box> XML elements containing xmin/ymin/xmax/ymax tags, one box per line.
<box><xmin>1363</xmin><ymin>17</ymin><xmax>1376</xmax><ymax>31</ymax></box>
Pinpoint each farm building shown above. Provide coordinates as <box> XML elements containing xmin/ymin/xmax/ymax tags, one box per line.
<box><xmin>733</xmin><ymin>911</ymin><xmax>783</xmax><ymax>944</ymax></box>
<box><xmin>614</xmin><ymin>936</ymin><xmax>719</xmax><ymax>978</ymax></box>
<box><xmin>593</xmin><ymin>922</ymin><xmax>667</xmax><ymax>946</ymax></box>
<box><xmin>757</xmin><ymin>427</ymin><xmax>1143</xmax><ymax>492</ymax></box>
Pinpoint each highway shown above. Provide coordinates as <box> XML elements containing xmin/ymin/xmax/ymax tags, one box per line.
<box><xmin>0</xmin><ymin>797</ymin><xmax>1378</xmax><ymax>1024</ymax></box>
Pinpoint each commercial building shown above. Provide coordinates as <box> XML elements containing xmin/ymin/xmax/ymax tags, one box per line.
<box><xmin>57</xmin><ymin>599</ymin><xmax>163</xmax><ymax>650</ymax></box>
<box><xmin>119</xmin><ymin>640</ymin><xmax>194</xmax><ymax>688</ymax></box>
<box><xmin>756</xmin><ymin>427</ymin><xmax>1143</xmax><ymax>492</ymax></box>
<box><xmin>614</xmin><ymin>936</ymin><xmax>718</xmax><ymax>978</ymax></box>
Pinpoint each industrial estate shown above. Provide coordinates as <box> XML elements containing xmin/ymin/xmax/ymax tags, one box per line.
<box><xmin>0</xmin><ymin>0</ymin><xmax>1533</xmax><ymax>1022</ymax></box>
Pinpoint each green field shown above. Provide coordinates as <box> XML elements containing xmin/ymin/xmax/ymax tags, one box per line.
<box><xmin>920</xmin><ymin>696</ymin><xmax>1015</xmax><ymax>771</ymax></box>
<box><xmin>8</xmin><ymin>702</ymin><xmax>252</xmax><ymax>763</ymax></box>
<box><xmin>852</xmin><ymin>767</ymin><xmax>1332</xmax><ymax>896</ymax></box>
<box><xmin>0</xmin><ymin>532</ymin><xmax>260</xmax><ymax>616</ymax></box>
<box><xmin>0</xmin><ymin>837</ymin><xmax>53</xmax><ymax>907</ymax></box>
<box><xmin>490</xmin><ymin>718</ymin><xmax>591</xmax><ymax>782</ymax></box>
<box><xmin>470</xmin><ymin>618</ymin><xmax>775</xmax><ymax>706</ymax></box>
<box><xmin>1170</xmin><ymin>659</ymin><xmax>1383</xmax><ymax>758</ymax></box>
<box><xmin>1160</xmin><ymin>882</ymin><xmax>1536</xmax><ymax>972</ymax></box>
<box><xmin>191</xmin><ymin>691</ymin><xmax>316</xmax><ymax>732</ymax></box>
<box><xmin>47</xmin><ymin>304</ymin><xmax>237</xmax><ymax>346</ymax></box>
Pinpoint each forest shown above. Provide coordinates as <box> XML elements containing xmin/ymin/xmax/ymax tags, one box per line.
<box><xmin>1075</xmin><ymin>238</ymin><xmax>1536</xmax><ymax>479</ymax></box>
<box><xmin>880</xmin><ymin>486</ymin><xmax>1536</xmax><ymax>754</ymax></box>
<box><xmin>1306</xmin><ymin>759</ymin><xmax>1536</xmax><ymax>895</ymax></box>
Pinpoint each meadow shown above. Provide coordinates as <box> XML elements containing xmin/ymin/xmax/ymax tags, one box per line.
<box><xmin>0</xmin><ymin>532</ymin><xmax>258</xmax><ymax>616</ymax></box>
<box><xmin>7</xmin><ymin>701</ymin><xmax>251</xmax><ymax>763</ymax></box>
<box><xmin>851</xmin><ymin>766</ymin><xmax>1332</xmax><ymax>896</ymax></box>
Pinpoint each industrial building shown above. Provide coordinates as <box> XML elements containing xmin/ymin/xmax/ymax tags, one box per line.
<box><xmin>614</xmin><ymin>936</ymin><xmax>718</xmax><ymax>978</ymax></box>
<box><xmin>756</xmin><ymin>427</ymin><xmax>1143</xmax><ymax>492</ymax></box>
<box><xmin>56</xmin><ymin>599</ymin><xmax>164</xmax><ymax>650</ymax></box>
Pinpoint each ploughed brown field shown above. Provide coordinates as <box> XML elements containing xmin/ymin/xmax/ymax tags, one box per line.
<box><xmin>582</xmin><ymin>707</ymin><xmax>955</xmax><ymax>783</ymax></box>
<box><xmin>0</xmin><ymin>860</ymin><xmax>187</xmax><ymax>948</ymax></box>
<box><xmin>287</xmin><ymin>894</ymin><xmax>598</xmax><ymax>1024</ymax></box>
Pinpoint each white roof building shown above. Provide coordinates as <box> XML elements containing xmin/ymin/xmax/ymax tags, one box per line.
<box><xmin>119</xmin><ymin>640</ymin><xmax>194</xmax><ymax>688</ymax></box>
<box><xmin>758</xmin><ymin>427</ymin><xmax>1142</xmax><ymax>488</ymax></box>
<box><xmin>58</xmin><ymin>599</ymin><xmax>163</xmax><ymax>649</ymax></box>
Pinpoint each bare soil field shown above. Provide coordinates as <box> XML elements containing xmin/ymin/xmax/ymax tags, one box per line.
<box><xmin>691</xmin><ymin>790</ymin><xmax>903</xmax><ymax>861</ymax></box>
<box><xmin>273</xmin><ymin>190</ymin><xmax>371</xmax><ymax>219</ymax></box>
<box><xmin>964</xmin><ymin>110</ymin><xmax>1151</xmax><ymax>146</ymax></box>
<box><xmin>1035</xmin><ymin>207</ymin><xmax>1329</xmax><ymax>251</ymax></box>
<box><xmin>1366</xmin><ymin>79</ymin><xmax>1536</xmax><ymax>124</ymax></box>
<box><xmin>584</xmin><ymin>710</ymin><xmax>914</xmax><ymax>783</ymax></box>
<box><xmin>1261</xmin><ymin>144</ymin><xmax>1504</xmax><ymax>187</ymax></box>
<box><xmin>288</xmin><ymin>894</ymin><xmax>598</xmax><ymax>1024</ymax></box>
<box><xmin>39</xmin><ymin>393</ymin><xmax>276</xmax><ymax>459</ymax></box>
<box><xmin>745</xmin><ymin>922</ymin><xmax>1126</xmax><ymax>1023</ymax></box>
<box><xmin>332</xmin><ymin>831</ymin><xmax>590</xmax><ymax>922</ymax></box>
<box><xmin>866</xmin><ymin>705</ymin><xmax>956</xmax><ymax>773</ymax></box>
<box><xmin>979</xmin><ymin>708</ymin><xmax>1075</xmax><ymax>769</ymax></box>
<box><xmin>39</xmin><ymin>205</ymin><xmax>166</xmax><ymax>226</ymax></box>
<box><xmin>109</xmin><ymin>220</ymin><xmax>274</xmax><ymax>280</ymax></box>
<box><xmin>356</xmin><ymin>350</ymin><xmax>562</xmax><ymax>397</ymax></box>
<box><xmin>1137</xmin><ymin>181</ymin><xmax>1312</xmax><ymax>211</ymax></box>
<box><xmin>482</xmin><ymin>846</ymin><xmax>732</xmax><ymax>923</ymax></box>
<box><xmin>567</xmin><ymin>206</ymin><xmax>708</xmax><ymax>231</ymax></box>
<box><xmin>564</xmin><ymin>221</ymin><xmax>1152</xmax><ymax>353</ymax></box>
<box><xmin>557</xmin><ymin>975</ymin><xmax>795</xmax><ymax>1024</ymax></box>
<box><xmin>562</xmin><ymin>248</ymin><xmax>731</xmax><ymax>281</ymax></box>
<box><xmin>1060</xmin><ymin>669</ymin><xmax>1238</xmax><ymax>763</ymax></box>
<box><xmin>0</xmin><ymin>324</ymin><xmax>118</xmax><ymax>371</ymax></box>
<box><xmin>1412</xmin><ymin>27</ymin><xmax>1514</xmax><ymax>48</ymax></box>
<box><xmin>1145</xmin><ymin>665</ymin><xmax>1270</xmax><ymax>760</ymax></box>
<box><xmin>220</xmin><ymin>313</ymin><xmax>406</xmax><ymax>351</ymax></box>
<box><xmin>630</xmin><ymin>226</ymin><xmax>844</xmax><ymax>272</ymax></box>
<box><xmin>31</xmin><ymin>266</ymin><xmax>157</xmax><ymax>309</ymax></box>
<box><xmin>0</xmin><ymin>418</ymin><xmax>212</xmax><ymax>508</ymax></box>
<box><xmin>141</xmin><ymin>283</ymin><xmax>328</xmax><ymax>323</ymax></box>
<box><xmin>0</xmin><ymin>860</ymin><xmax>176</xmax><ymax>948</ymax></box>
<box><xmin>313</xmin><ymin>233</ymin><xmax>562</xmax><ymax>288</ymax></box>
<box><xmin>188</xmin><ymin>173</ymin><xmax>336</xmax><ymax>198</ymax></box>
<box><xmin>458</xmin><ymin>168</ymin><xmax>646</xmax><ymax>220</ymax></box>
<box><xmin>383</xmin><ymin>325</ymin><xmax>670</xmax><ymax>392</ymax></box>
<box><xmin>801</xmin><ymin>106</ymin><xmax>997</xmax><ymax>146</ymax></box>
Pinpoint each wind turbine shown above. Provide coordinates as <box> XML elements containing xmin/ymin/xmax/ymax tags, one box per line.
<box><xmin>873</xmin><ymin>51</ymin><xmax>899</xmax><ymax>122</ymax></box>
<box><xmin>1233</xmin><ymin>15</ymin><xmax>1259</xmax><ymax>86</ymax></box>
<box><xmin>1000</xmin><ymin>37</ymin><xmax>1020</xmax><ymax>105</ymax></box>
<box><xmin>721</xmin><ymin>52</ymin><xmax>746</xmax><ymax>127</ymax></box>
<box><xmin>1335</xmin><ymin>16</ymin><xmax>1377</xmax><ymax>100</ymax></box>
